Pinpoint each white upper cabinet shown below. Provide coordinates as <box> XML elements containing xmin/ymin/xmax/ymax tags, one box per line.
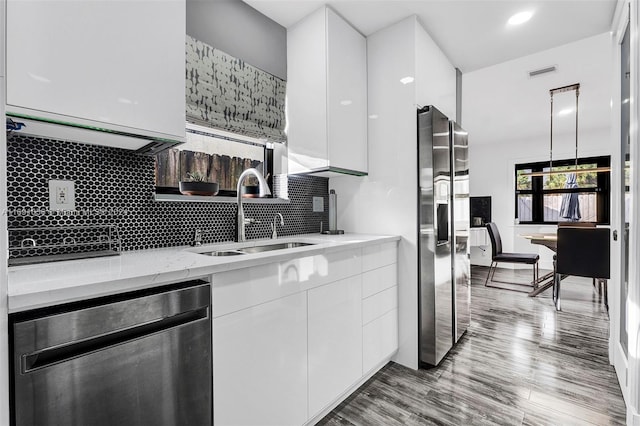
<box><xmin>5</xmin><ymin>0</ymin><xmax>186</xmax><ymax>142</ymax></box>
<box><xmin>287</xmin><ymin>6</ymin><xmax>367</xmax><ymax>176</ymax></box>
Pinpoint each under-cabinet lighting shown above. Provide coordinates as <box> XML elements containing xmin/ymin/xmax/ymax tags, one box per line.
<box><xmin>557</xmin><ymin>108</ymin><xmax>573</xmax><ymax>116</ymax></box>
<box><xmin>186</xmin><ymin>121</ymin><xmax>268</xmax><ymax>146</ymax></box>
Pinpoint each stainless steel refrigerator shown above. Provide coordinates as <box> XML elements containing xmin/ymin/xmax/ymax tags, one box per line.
<box><xmin>418</xmin><ymin>105</ymin><xmax>470</xmax><ymax>367</ymax></box>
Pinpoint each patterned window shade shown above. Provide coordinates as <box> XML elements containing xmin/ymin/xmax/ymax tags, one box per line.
<box><xmin>186</xmin><ymin>35</ymin><xmax>287</xmax><ymax>143</ymax></box>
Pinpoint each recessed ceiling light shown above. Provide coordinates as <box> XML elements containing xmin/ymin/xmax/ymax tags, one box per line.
<box><xmin>508</xmin><ymin>11</ymin><xmax>533</xmax><ymax>26</ymax></box>
<box><xmin>400</xmin><ymin>76</ymin><xmax>414</xmax><ymax>85</ymax></box>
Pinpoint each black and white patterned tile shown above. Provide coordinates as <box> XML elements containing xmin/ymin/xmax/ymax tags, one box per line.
<box><xmin>7</xmin><ymin>134</ymin><xmax>328</xmax><ymax>260</ymax></box>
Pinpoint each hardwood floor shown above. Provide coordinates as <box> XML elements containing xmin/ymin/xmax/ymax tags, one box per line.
<box><xmin>318</xmin><ymin>266</ymin><xmax>626</xmax><ymax>425</ymax></box>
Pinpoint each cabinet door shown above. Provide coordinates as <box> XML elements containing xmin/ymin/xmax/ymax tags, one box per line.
<box><xmin>286</xmin><ymin>7</ymin><xmax>329</xmax><ymax>173</ymax></box>
<box><xmin>363</xmin><ymin>308</ymin><xmax>398</xmax><ymax>373</ymax></box>
<box><xmin>6</xmin><ymin>0</ymin><xmax>185</xmax><ymax>139</ymax></box>
<box><xmin>326</xmin><ymin>8</ymin><xmax>367</xmax><ymax>173</ymax></box>
<box><xmin>308</xmin><ymin>275</ymin><xmax>362</xmax><ymax>416</ymax></box>
<box><xmin>214</xmin><ymin>292</ymin><xmax>308</xmax><ymax>426</ymax></box>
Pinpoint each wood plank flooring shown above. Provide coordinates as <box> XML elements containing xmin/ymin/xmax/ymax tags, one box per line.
<box><xmin>318</xmin><ymin>266</ymin><xmax>626</xmax><ymax>425</ymax></box>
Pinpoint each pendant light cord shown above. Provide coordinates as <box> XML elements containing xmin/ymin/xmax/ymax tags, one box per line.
<box><xmin>549</xmin><ymin>83</ymin><xmax>581</xmax><ymax>173</ymax></box>
<box><xmin>575</xmin><ymin>87</ymin><xmax>579</xmax><ymax>169</ymax></box>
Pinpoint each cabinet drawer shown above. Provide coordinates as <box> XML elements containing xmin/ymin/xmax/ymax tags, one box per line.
<box><xmin>362</xmin><ymin>286</ymin><xmax>397</xmax><ymax>325</ymax></box>
<box><xmin>213</xmin><ymin>248</ymin><xmax>361</xmax><ymax>317</ymax></box>
<box><xmin>362</xmin><ymin>263</ymin><xmax>397</xmax><ymax>299</ymax></box>
<box><xmin>363</xmin><ymin>309</ymin><xmax>398</xmax><ymax>374</ymax></box>
<box><xmin>362</xmin><ymin>242</ymin><xmax>397</xmax><ymax>272</ymax></box>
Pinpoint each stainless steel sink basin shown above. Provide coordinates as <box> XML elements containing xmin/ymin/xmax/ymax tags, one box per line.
<box><xmin>239</xmin><ymin>242</ymin><xmax>315</xmax><ymax>254</ymax></box>
<box><xmin>198</xmin><ymin>242</ymin><xmax>315</xmax><ymax>257</ymax></box>
<box><xmin>203</xmin><ymin>250</ymin><xmax>245</xmax><ymax>257</ymax></box>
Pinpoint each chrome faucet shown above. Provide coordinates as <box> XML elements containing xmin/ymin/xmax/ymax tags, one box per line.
<box><xmin>236</xmin><ymin>168</ymin><xmax>271</xmax><ymax>242</ymax></box>
<box><xmin>191</xmin><ymin>228</ymin><xmax>203</xmax><ymax>246</ymax></box>
<box><xmin>271</xmin><ymin>213</ymin><xmax>284</xmax><ymax>239</ymax></box>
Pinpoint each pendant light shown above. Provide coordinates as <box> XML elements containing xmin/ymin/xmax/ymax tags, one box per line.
<box><xmin>522</xmin><ymin>83</ymin><xmax>610</xmax><ymax>177</ymax></box>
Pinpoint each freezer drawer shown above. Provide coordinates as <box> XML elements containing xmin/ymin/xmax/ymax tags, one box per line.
<box><xmin>10</xmin><ymin>280</ymin><xmax>212</xmax><ymax>426</ymax></box>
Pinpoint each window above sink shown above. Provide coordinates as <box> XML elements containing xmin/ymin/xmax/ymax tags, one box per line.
<box><xmin>154</xmin><ymin>124</ymin><xmax>285</xmax><ymax>200</ymax></box>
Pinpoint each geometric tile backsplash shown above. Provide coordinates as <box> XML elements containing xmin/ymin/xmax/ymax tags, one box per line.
<box><xmin>6</xmin><ymin>134</ymin><xmax>329</xmax><ymax>260</ymax></box>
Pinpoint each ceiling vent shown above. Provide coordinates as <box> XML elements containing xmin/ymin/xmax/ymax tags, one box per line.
<box><xmin>528</xmin><ymin>65</ymin><xmax>557</xmax><ymax>78</ymax></box>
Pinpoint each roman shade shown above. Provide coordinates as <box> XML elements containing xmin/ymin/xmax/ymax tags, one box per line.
<box><xmin>185</xmin><ymin>35</ymin><xmax>287</xmax><ymax>143</ymax></box>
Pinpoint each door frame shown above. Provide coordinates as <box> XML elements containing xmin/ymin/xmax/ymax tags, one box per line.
<box><xmin>610</xmin><ymin>0</ymin><xmax>629</xmax><ymax>404</ymax></box>
<box><xmin>611</xmin><ymin>0</ymin><xmax>640</xmax><ymax>422</ymax></box>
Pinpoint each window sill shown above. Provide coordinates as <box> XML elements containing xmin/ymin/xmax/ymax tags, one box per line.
<box><xmin>154</xmin><ymin>194</ymin><xmax>291</xmax><ymax>204</ymax></box>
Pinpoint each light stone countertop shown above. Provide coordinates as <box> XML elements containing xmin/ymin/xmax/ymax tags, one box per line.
<box><xmin>8</xmin><ymin>233</ymin><xmax>399</xmax><ymax>313</ymax></box>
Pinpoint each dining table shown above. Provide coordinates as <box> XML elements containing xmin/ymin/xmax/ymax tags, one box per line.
<box><xmin>520</xmin><ymin>232</ymin><xmax>561</xmax><ymax>309</ymax></box>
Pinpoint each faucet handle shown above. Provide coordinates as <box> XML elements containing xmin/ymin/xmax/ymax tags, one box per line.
<box><xmin>191</xmin><ymin>228</ymin><xmax>203</xmax><ymax>246</ymax></box>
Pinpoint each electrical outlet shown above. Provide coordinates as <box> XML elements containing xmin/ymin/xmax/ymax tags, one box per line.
<box><xmin>56</xmin><ymin>186</ymin><xmax>68</xmax><ymax>204</ymax></box>
<box><xmin>49</xmin><ymin>180</ymin><xmax>75</xmax><ymax>211</ymax></box>
<box><xmin>312</xmin><ymin>197</ymin><xmax>324</xmax><ymax>212</ymax></box>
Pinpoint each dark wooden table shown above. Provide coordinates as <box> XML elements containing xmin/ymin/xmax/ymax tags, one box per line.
<box><xmin>520</xmin><ymin>233</ymin><xmax>561</xmax><ymax>309</ymax></box>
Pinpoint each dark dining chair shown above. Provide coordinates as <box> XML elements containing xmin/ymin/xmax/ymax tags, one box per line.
<box><xmin>485</xmin><ymin>222</ymin><xmax>540</xmax><ymax>289</ymax></box>
<box><xmin>557</xmin><ymin>222</ymin><xmax>607</xmax><ymax>306</ymax></box>
<box><xmin>555</xmin><ymin>227</ymin><xmax>610</xmax><ymax>310</ymax></box>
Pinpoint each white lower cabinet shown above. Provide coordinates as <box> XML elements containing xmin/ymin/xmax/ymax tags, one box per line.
<box><xmin>361</xmin><ymin>243</ymin><xmax>399</xmax><ymax>375</ymax></box>
<box><xmin>308</xmin><ymin>275</ymin><xmax>362</xmax><ymax>416</ymax></box>
<box><xmin>363</xmin><ymin>308</ymin><xmax>399</xmax><ymax>373</ymax></box>
<box><xmin>212</xmin><ymin>242</ymin><xmax>398</xmax><ymax>426</ymax></box>
<box><xmin>213</xmin><ymin>292</ymin><xmax>308</xmax><ymax>426</ymax></box>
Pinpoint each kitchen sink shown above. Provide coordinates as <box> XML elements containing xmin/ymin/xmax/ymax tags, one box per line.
<box><xmin>238</xmin><ymin>242</ymin><xmax>315</xmax><ymax>254</ymax></box>
<box><xmin>203</xmin><ymin>250</ymin><xmax>245</xmax><ymax>257</ymax></box>
<box><xmin>198</xmin><ymin>242</ymin><xmax>315</xmax><ymax>257</ymax></box>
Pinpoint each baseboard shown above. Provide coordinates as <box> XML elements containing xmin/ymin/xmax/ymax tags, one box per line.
<box><xmin>304</xmin><ymin>352</ymin><xmax>397</xmax><ymax>425</ymax></box>
<box><xmin>613</xmin><ymin>342</ymin><xmax>629</xmax><ymax>404</ymax></box>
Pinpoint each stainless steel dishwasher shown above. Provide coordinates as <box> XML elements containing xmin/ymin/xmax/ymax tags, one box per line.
<box><xmin>10</xmin><ymin>280</ymin><xmax>212</xmax><ymax>426</ymax></box>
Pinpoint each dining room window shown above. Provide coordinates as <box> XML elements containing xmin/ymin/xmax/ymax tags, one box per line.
<box><xmin>515</xmin><ymin>156</ymin><xmax>610</xmax><ymax>224</ymax></box>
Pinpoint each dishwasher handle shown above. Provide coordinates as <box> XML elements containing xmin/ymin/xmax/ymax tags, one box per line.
<box><xmin>22</xmin><ymin>307</ymin><xmax>209</xmax><ymax>373</ymax></box>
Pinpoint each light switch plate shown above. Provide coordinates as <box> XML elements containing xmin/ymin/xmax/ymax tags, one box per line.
<box><xmin>49</xmin><ymin>180</ymin><xmax>76</xmax><ymax>211</ymax></box>
<box><xmin>312</xmin><ymin>196</ymin><xmax>324</xmax><ymax>212</ymax></box>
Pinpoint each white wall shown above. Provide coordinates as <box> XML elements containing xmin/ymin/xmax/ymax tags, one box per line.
<box><xmin>415</xmin><ymin>25</ymin><xmax>456</xmax><ymax>121</ymax></box>
<box><xmin>331</xmin><ymin>16</ymin><xmax>456</xmax><ymax>370</ymax></box>
<box><xmin>463</xmin><ymin>33</ymin><xmax>614</xmax><ymax>270</ymax></box>
<box><xmin>187</xmin><ymin>0</ymin><xmax>287</xmax><ymax>79</ymax></box>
